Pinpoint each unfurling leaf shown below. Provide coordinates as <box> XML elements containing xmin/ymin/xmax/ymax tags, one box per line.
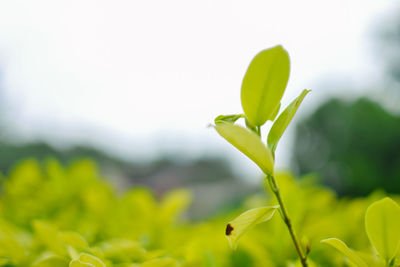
<box><xmin>214</xmin><ymin>114</ymin><xmax>243</xmax><ymax>124</ymax></box>
<box><xmin>267</xmin><ymin>89</ymin><xmax>310</xmax><ymax>152</ymax></box>
<box><xmin>321</xmin><ymin>238</ymin><xmax>368</xmax><ymax>267</ymax></box>
<box><xmin>365</xmin><ymin>197</ymin><xmax>400</xmax><ymax>264</ymax></box>
<box><xmin>215</xmin><ymin>122</ymin><xmax>274</xmax><ymax>175</ymax></box>
<box><xmin>241</xmin><ymin>45</ymin><xmax>290</xmax><ymax>126</ymax></box>
<box><xmin>226</xmin><ymin>206</ymin><xmax>278</xmax><ymax>249</ymax></box>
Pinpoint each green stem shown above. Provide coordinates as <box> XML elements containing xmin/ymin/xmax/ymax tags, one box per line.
<box><xmin>256</xmin><ymin>126</ymin><xmax>261</xmax><ymax>136</ymax></box>
<box><xmin>267</xmin><ymin>174</ymin><xmax>308</xmax><ymax>267</ymax></box>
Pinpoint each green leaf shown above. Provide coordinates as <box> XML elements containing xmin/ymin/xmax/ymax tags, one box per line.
<box><xmin>225</xmin><ymin>206</ymin><xmax>278</xmax><ymax>249</ymax></box>
<box><xmin>241</xmin><ymin>45</ymin><xmax>290</xmax><ymax>126</ymax></box>
<box><xmin>69</xmin><ymin>253</ymin><xmax>105</xmax><ymax>267</ymax></box>
<box><xmin>33</xmin><ymin>221</ymin><xmax>67</xmax><ymax>256</ymax></box>
<box><xmin>365</xmin><ymin>197</ymin><xmax>400</xmax><ymax>263</ymax></box>
<box><xmin>69</xmin><ymin>260</ymin><xmax>93</xmax><ymax>267</ymax></box>
<box><xmin>215</xmin><ymin>122</ymin><xmax>274</xmax><ymax>175</ymax></box>
<box><xmin>160</xmin><ymin>189</ymin><xmax>192</xmax><ymax>224</ymax></box>
<box><xmin>59</xmin><ymin>232</ymin><xmax>89</xmax><ymax>250</ymax></box>
<box><xmin>214</xmin><ymin>114</ymin><xmax>244</xmax><ymax>124</ymax></box>
<box><xmin>100</xmin><ymin>239</ymin><xmax>145</xmax><ymax>262</ymax></box>
<box><xmin>270</xmin><ymin>102</ymin><xmax>281</xmax><ymax>122</ymax></box>
<box><xmin>33</xmin><ymin>255</ymin><xmax>69</xmax><ymax>267</ymax></box>
<box><xmin>267</xmin><ymin>89</ymin><xmax>310</xmax><ymax>152</ymax></box>
<box><xmin>141</xmin><ymin>258</ymin><xmax>178</xmax><ymax>267</ymax></box>
<box><xmin>321</xmin><ymin>238</ymin><xmax>368</xmax><ymax>267</ymax></box>
<box><xmin>78</xmin><ymin>254</ymin><xmax>105</xmax><ymax>267</ymax></box>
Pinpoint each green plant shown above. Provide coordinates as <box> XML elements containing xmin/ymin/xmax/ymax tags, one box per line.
<box><xmin>322</xmin><ymin>197</ymin><xmax>400</xmax><ymax>266</ymax></box>
<box><xmin>212</xmin><ymin>45</ymin><xmax>310</xmax><ymax>266</ymax></box>
<box><xmin>1</xmin><ymin>158</ymin><xmax>399</xmax><ymax>266</ymax></box>
<box><xmin>292</xmin><ymin>97</ymin><xmax>400</xmax><ymax>196</ymax></box>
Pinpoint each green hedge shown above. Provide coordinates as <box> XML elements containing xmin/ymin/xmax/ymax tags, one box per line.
<box><xmin>0</xmin><ymin>159</ymin><xmax>398</xmax><ymax>266</ymax></box>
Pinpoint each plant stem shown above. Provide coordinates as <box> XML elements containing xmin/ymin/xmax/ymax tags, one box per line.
<box><xmin>267</xmin><ymin>174</ymin><xmax>308</xmax><ymax>267</ymax></box>
<box><xmin>256</xmin><ymin>126</ymin><xmax>261</xmax><ymax>136</ymax></box>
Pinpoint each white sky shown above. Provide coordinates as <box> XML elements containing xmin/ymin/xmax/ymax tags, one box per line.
<box><xmin>0</xmin><ymin>0</ymin><xmax>398</xmax><ymax>178</ymax></box>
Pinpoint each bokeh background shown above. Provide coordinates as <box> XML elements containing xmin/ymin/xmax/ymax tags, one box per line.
<box><xmin>0</xmin><ymin>0</ymin><xmax>400</xmax><ymax>218</ymax></box>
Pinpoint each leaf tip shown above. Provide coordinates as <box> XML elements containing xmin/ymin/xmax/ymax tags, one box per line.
<box><xmin>320</xmin><ymin>238</ymin><xmax>331</xmax><ymax>244</ymax></box>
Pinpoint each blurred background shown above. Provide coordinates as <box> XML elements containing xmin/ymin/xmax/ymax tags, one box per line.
<box><xmin>0</xmin><ymin>0</ymin><xmax>399</xmax><ymax>218</ymax></box>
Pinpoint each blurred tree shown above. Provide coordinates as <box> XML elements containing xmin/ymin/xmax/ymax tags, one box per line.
<box><xmin>378</xmin><ymin>10</ymin><xmax>400</xmax><ymax>88</ymax></box>
<box><xmin>292</xmin><ymin>98</ymin><xmax>400</xmax><ymax>196</ymax></box>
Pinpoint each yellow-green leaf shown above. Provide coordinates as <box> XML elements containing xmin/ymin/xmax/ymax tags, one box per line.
<box><xmin>100</xmin><ymin>239</ymin><xmax>145</xmax><ymax>262</ymax></box>
<box><xmin>159</xmin><ymin>189</ymin><xmax>192</xmax><ymax>224</ymax></box>
<box><xmin>241</xmin><ymin>45</ymin><xmax>290</xmax><ymax>126</ymax></box>
<box><xmin>69</xmin><ymin>260</ymin><xmax>93</xmax><ymax>267</ymax></box>
<box><xmin>33</xmin><ymin>255</ymin><xmax>69</xmax><ymax>267</ymax></box>
<box><xmin>321</xmin><ymin>238</ymin><xmax>368</xmax><ymax>267</ymax></box>
<box><xmin>59</xmin><ymin>232</ymin><xmax>89</xmax><ymax>250</ymax></box>
<box><xmin>267</xmin><ymin>89</ymin><xmax>310</xmax><ymax>152</ymax></box>
<box><xmin>141</xmin><ymin>258</ymin><xmax>178</xmax><ymax>267</ymax></box>
<box><xmin>33</xmin><ymin>221</ymin><xmax>66</xmax><ymax>256</ymax></box>
<box><xmin>365</xmin><ymin>197</ymin><xmax>400</xmax><ymax>263</ymax></box>
<box><xmin>214</xmin><ymin>114</ymin><xmax>243</xmax><ymax>124</ymax></box>
<box><xmin>225</xmin><ymin>206</ymin><xmax>278</xmax><ymax>249</ymax></box>
<box><xmin>69</xmin><ymin>253</ymin><xmax>105</xmax><ymax>267</ymax></box>
<box><xmin>215</xmin><ymin>122</ymin><xmax>274</xmax><ymax>175</ymax></box>
<box><xmin>270</xmin><ymin>102</ymin><xmax>281</xmax><ymax>122</ymax></box>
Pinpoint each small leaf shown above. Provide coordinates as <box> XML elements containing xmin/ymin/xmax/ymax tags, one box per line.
<box><xmin>141</xmin><ymin>258</ymin><xmax>178</xmax><ymax>267</ymax></box>
<box><xmin>159</xmin><ymin>189</ymin><xmax>192</xmax><ymax>224</ymax></box>
<box><xmin>214</xmin><ymin>114</ymin><xmax>243</xmax><ymax>124</ymax></box>
<box><xmin>267</xmin><ymin>89</ymin><xmax>310</xmax><ymax>152</ymax></box>
<box><xmin>215</xmin><ymin>122</ymin><xmax>274</xmax><ymax>175</ymax></box>
<box><xmin>33</xmin><ymin>221</ymin><xmax>67</xmax><ymax>256</ymax></box>
<box><xmin>100</xmin><ymin>239</ymin><xmax>145</xmax><ymax>262</ymax></box>
<box><xmin>59</xmin><ymin>232</ymin><xmax>89</xmax><ymax>250</ymax></box>
<box><xmin>33</xmin><ymin>255</ymin><xmax>69</xmax><ymax>267</ymax></box>
<box><xmin>226</xmin><ymin>206</ymin><xmax>278</xmax><ymax>249</ymax></box>
<box><xmin>69</xmin><ymin>253</ymin><xmax>105</xmax><ymax>267</ymax></box>
<box><xmin>365</xmin><ymin>197</ymin><xmax>400</xmax><ymax>263</ymax></box>
<box><xmin>241</xmin><ymin>45</ymin><xmax>290</xmax><ymax>126</ymax></box>
<box><xmin>69</xmin><ymin>260</ymin><xmax>93</xmax><ymax>267</ymax></box>
<box><xmin>321</xmin><ymin>238</ymin><xmax>368</xmax><ymax>267</ymax></box>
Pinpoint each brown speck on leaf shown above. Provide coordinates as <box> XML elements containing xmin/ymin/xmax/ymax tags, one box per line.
<box><xmin>226</xmin><ymin>223</ymin><xmax>234</xmax><ymax>236</ymax></box>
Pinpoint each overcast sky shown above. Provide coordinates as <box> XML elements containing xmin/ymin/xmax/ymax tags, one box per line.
<box><xmin>0</xmin><ymin>0</ymin><xmax>398</xmax><ymax>178</ymax></box>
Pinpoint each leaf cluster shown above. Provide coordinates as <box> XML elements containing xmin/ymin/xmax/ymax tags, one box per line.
<box><xmin>213</xmin><ymin>45</ymin><xmax>310</xmax><ymax>253</ymax></box>
<box><xmin>0</xmin><ymin>159</ymin><xmax>398</xmax><ymax>266</ymax></box>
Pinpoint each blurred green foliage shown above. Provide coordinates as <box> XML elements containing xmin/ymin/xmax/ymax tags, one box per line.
<box><xmin>0</xmin><ymin>139</ymin><xmax>240</xmax><ymax>189</ymax></box>
<box><xmin>292</xmin><ymin>97</ymin><xmax>400</xmax><ymax>196</ymax></box>
<box><xmin>0</xmin><ymin>139</ymin><xmax>129</xmax><ymax>175</ymax></box>
<box><xmin>323</xmin><ymin>197</ymin><xmax>400</xmax><ymax>266</ymax></box>
<box><xmin>378</xmin><ymin>9</ymin><xmax>400</xmax><ymax>88</ymax></box>
<box><xmin>0</xmin><ymin>159</ymin><xmax>398</xmax><ymax>266</ymax></box>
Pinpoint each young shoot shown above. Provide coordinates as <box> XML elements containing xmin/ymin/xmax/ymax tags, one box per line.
<box><xmin>212</xmin><ymin>45</ymin><xmax>310</xmax><ymax>266</ymax></box>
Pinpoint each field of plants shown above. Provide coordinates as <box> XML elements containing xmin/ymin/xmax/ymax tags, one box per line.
<box><xmin>0</xmin><ymin>159</ymin><xmax>398</xmax><ymax>266</ymax></box>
